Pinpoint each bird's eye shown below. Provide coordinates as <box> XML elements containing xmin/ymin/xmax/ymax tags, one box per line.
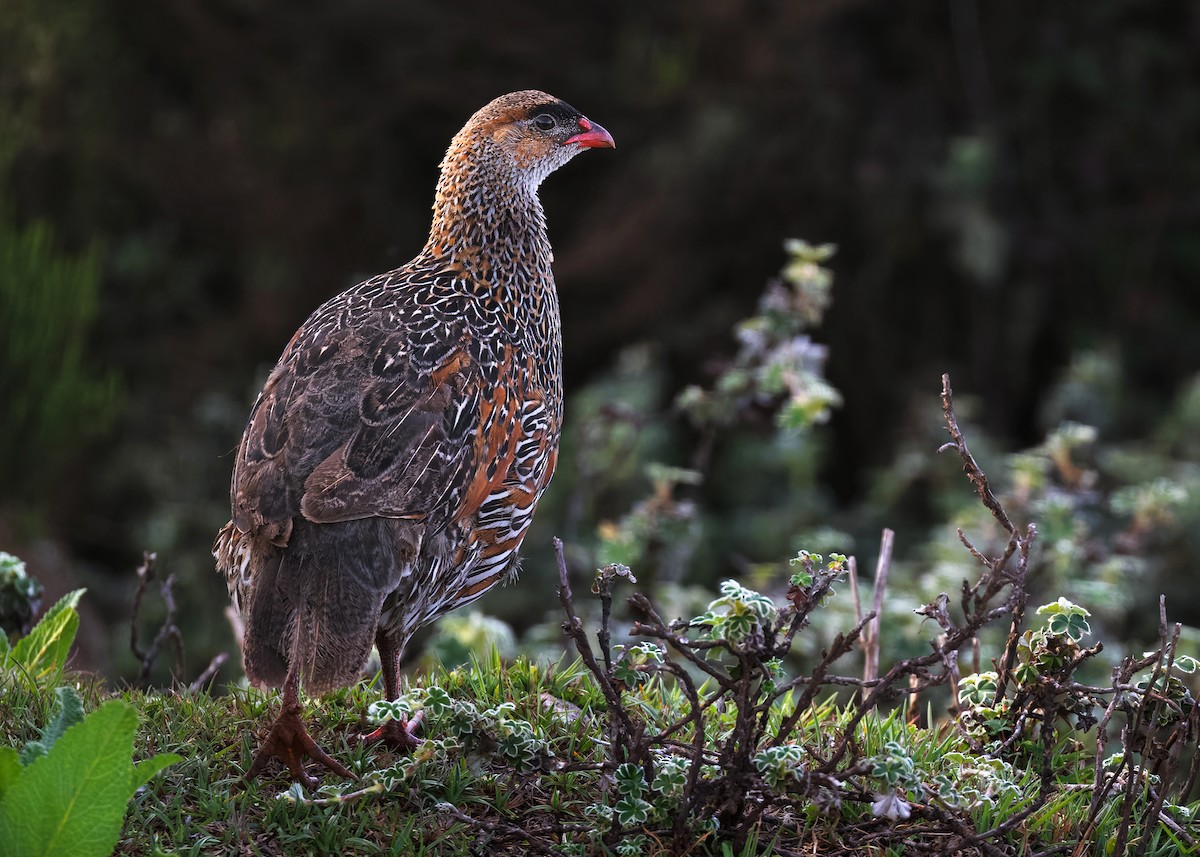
<box><xmin>532</xmin><ymin>113</ymin><xmax>556</xmax><ymax>132</ymax></box>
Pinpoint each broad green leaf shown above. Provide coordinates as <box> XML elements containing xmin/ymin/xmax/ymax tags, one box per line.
<box><xmin>0</xmin><ymin>698</ymin><xmax>172</xmax><ymax>857</ymax></box>
<box><xmin>0</xmin><ymin>747</ymin><xmax>21</xmax><ymax>801</ymax></box>
<box><xmin>8</xmin><ymin>590</ymin><xmax>85</xmax><ymax>681</ymax></box>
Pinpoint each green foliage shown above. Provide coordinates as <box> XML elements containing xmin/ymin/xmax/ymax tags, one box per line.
<box><xmin>677</xmin><ymin>239</ymin><xmax>841</xmax><ymax>433</ymax></box>
<box><xmin>3</xmin><ymin>589</ymin><xmax>84</xmax><ymax>689</ymax></box>
<box><xmin>0</xmin><ymin>698</ymin><xmax>180</xmax><ymax>857</ymax></box>
<box><xmin>18</xmin><ymin>686</ymin><xmax>85</xmax><ymax>765</ymax></box>
<box><xmin>0</xmin><ymin>552</ymin><xmax>42</xmax><ymax>636</ymax></box>
<box><xmin>0</xmin><ymin>562</ymin><xmax>1190</xmax><ymax>855</ymax></box>
<box><xmin>0</xmin><ymin>210</ymin><xmax>119</xmax><ymax>509</ymax></box>
<box><xmin>690</xmin><ymin>579</ymin><xmax>779</xmax><ymax>644</ymax></box>
<box><xmin>612</xmin><ymin>763</ymin><xmax>652</xmax><ymax>826</ymax></box>
<box><xmin>870</xmin><ymin>740</ymin><xmax>917</xmax><ymax>791</ymax></box>
<box><xmin>1035</xmin><ymin>597</ymin><xmax>1092</xmax><ymax>642</ymax></box>
<box><xmin>373</xmin><ymin>657</ymin><xmax>555</xmax><ymax>773</ymax></box>
<box><xmin>612</xmin><ymin>642</ymin><xmax>664</xmax><ymax>689</ymax></box>
<box><xmin>525</xmin><ymin>367</ymin><xmax>1200</xmax><ymax>854</ymax></box>
<box><xmin>956</xmin><ymin>597</ymin><xmax>1104</xmax><ymax>747</ymax></box>
<box><xmin>957</xmin><ymin>670</ymin><xmax>998</xmax><ymax>708</ymax></box>
<box><xmin>0</xmin><ymin>573</ymin><xmax>179</xmax><ymax>857</ymax></box>
<box><xmin>788</xmin><ymin>549</ymin><xmax>846</xmax><ymax>592</ymax></box>
<box><xmin>752</xmin><ymin>744</ymin><xmax>804</xmax><ymax>790</ymax></box>
<box><xmin>424</xmin><ymin>610</ymin><xmax>516</xmax><ymax>670</ymax></box>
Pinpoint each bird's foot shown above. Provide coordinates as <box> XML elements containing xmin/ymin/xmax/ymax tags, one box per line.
<box><xmin>243</xmin><ymin>704</ymin><xmax>356</xmax><ymax>787</ymax></box>
<box><xmin>358</xmin><ymin>710</ymin><xmax>424</xmax><ymax>753</ymax></box>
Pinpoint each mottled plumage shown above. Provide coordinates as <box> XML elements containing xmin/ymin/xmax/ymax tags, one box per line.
<box><xmin>214</xmin><ymin>90</ymin><xmax>613</xmax><ymax>783</ymax></box>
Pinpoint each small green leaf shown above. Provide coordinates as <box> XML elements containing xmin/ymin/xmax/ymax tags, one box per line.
<box><xmin>1035</xmin><ymin>597</ymin><xmax>1090</xmax><ymax>619</ymax></box>
<box><xmin>7</xmin><ymin>590</ymin><xmax>85</xmax><ymax>682</ymax></box>
<box><xmin>789</xmin><ymin>571</ymin><xmax>812</xmax><ymax>587</ymax></box>
<box><xmin>615</xmin><ymin>762</ymin><xmax>647</xmax><ymax>798</ymax></box>
<box><xmin>613</xmin><ymin>661</ymin><xmax>645</xmax><ymax>688</ymax></box>
<box><xmin>423</xmin><ymin>686</ymin><xmax>453</xmax><ymax>715</ymax></box>
<box><xmin>131</xmin><ymin>753</ymin><xmax>183</xmax><ymax>792</ymax></box>
<box><xmin>614</xmin><ymin>794</ymin><xmax>651</xmax><ymax>826</ymax></box>
<box><xmin>19</xmin><ymin>686</ymin><xmax>86</xmax><ymax>765</ymax></box>
<box><xmin>1045</xmin><ymin>610</ymin><xmax>1090</xmax><ymax>641</ymax></box>
<box><xmin>1175</xmin><ymin>656</ymin><xmax>1199</xmax><ymax>675</ymax></box>
<box><xmin>367</xmin><ymin>698</ymin><xmax>412</xmax><ymax>724</ymax></box>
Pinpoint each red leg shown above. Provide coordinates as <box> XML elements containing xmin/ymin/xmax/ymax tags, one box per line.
<box><xmin>243</xmin><ymin>662</ymin><xmax>355</xmax><ymax>786</ymax></box>
<box><xmin>359</xmin><ymin>630</ymin><xmax>423</xmax><ymax>751</ymax></box>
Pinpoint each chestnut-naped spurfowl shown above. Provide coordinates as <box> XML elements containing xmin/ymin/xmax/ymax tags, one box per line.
<box><xmin>213</xmin><ymin>91</ymin><xmax>614</xmax><ymax>784</ymax></box>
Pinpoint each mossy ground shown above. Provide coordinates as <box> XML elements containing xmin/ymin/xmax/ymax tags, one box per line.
<box><xmin>4</xmin><ymin>644</ymin><xmax>1194</xmax><ymax>856</ymax></box>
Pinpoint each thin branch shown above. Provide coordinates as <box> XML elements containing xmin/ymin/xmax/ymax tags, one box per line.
<box><xmin>436</xmin><ymin>801</ymin><xmax>567</xmax><ymax>856</ymax></box>
<box><xmin>939</xmin><ymin>373</ymin><xmax>1015</xmax><ymax>535</ymax></box>
<box><xmin>188</xmin><ymin>651</ymin><xmax>229</xmax><ymax>693</ymax></box>
<box><xmin>863</xmin><ymin>529</ymin><xmax>893</xmax><ymax>686</ymax></box>
<box><xmin>554</xmin><ymin>537</ymin><xmax>639</xmax><ymax>766</ymax></box>
<box><xmin>129</xmin><ymin>551</ymin><xmax>185</xmax><ymax>685</ymax></box>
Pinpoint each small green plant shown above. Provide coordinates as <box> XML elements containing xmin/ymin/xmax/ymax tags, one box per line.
<box><xmin>612</xmin><ymin>762</ymin><xmax>653</xmax><ymax>826</ymax></box>
<box><xmin>676</xmin><ymin>239</ymin><xmax>842</xmax><ymax>432</ymax></box>
<box><xmin>371</xmin><ymin>675</ymin><xmax>554</xmax><ymax>772</ymax></box>
<box><xmin>0</xmin><ymin>691</ymin><xmax>180</xmax><ymax>857</ymax></box>
<box><xmin>1035</xmin><ymin>596</ymin><xmax>1092</xmax><ymax>641</ymax></box>
<box><xmin>751</xmin><ymin>744</ymin><xmax>804</xmax><ymax>790</ymax></box>
<box><xmin>0</xmin><ymin>552</ymin><xmax>42</xmax><ymax>636</ymax></box>
<box><xmin>1</xmin><ymin>589</ymin><xmax>84</xmax><ymax>690</ymax></box>
<box><xmin>689</xmin><ymin>579</ymin><xmax>779</xmax><ymax>644</ymax></box>
<box><xmin>0</xmin><ymin>572</ymin><xmax>180</xmax><ymax>857</ymax></box>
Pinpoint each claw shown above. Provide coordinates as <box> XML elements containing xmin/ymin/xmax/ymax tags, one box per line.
<box><xmin>243</xmin><ymin>704</ymin><xmax>355</xmax><ymax>786</ymax></box>
<box><xmin>358</xmin><ymin>709</ymin><xmax>424</xmax><ymax>752</ymax></box>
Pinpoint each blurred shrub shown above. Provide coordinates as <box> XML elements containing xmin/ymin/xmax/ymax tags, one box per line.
<box><xmin>0</xmin><ymin>552</ymin><xmax>42</xmax><ymax>637</ymax></box>
<box><xmin>0</xmin><ymin>210</ymin><xmax>119</xmax><ymax>514</ymax></box>
<box><xmin>529</xmin><ymin>239</ymin><xmax>843</xmax><ymax>603</ymax></box>
<box><xmin>500</xmin><ymin>252</ymin><xmax>1200</xmax><ymax>688</ymax></box>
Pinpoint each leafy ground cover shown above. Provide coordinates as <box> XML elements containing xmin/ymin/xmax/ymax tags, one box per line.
<box><xmin>2</xmin><ymin>378</ymin><xmax>1198</xmax><ymax>856</ymax></box>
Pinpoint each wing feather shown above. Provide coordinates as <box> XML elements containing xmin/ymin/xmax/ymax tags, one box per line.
<box><xmin>230</xmin><ymin>289</ymin><xmax>484</xmax><ymax>544</ymax></box>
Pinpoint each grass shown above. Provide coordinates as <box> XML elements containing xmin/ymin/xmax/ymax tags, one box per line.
<box><xmin>2</xmin><ymin>378</ymin><xmax>1198</xmax><ymax>855</ymax></box>
<box><xmin>108</xmin><ymin>657</ymin><xmax>605</xmax><ymax>856</ymax></box>
<box><xmin>4</xmin><ymin>640</ymin><xmax>1196</xmax><ymax>856</ymax></box>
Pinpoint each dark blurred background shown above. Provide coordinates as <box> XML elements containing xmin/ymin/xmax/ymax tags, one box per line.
<box><xmin>3</xmin><ymin>0</ymin><xmax>1199</xmax><ymax>683</ymax></box>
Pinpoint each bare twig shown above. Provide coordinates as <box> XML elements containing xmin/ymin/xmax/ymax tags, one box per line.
<box><xmin>528</xmin><ymin>375</ymin><xmax>1195</xmax><ymax>853</ymax></box>
<box><xmin>939</xmin><ymin>373</ymin><xmax>1014</xmax><ymax>535</ymax></box>
<box><xmin>436</xmin><ymin>801</ymin><xmax>569</xmax><ymax>856</ymax></box>
<box><xmin>554</xmin><ymin>537</ymin><xmax>640</xmax><ymax>768</ymax></box>
<box><xmin>129</xmin><ymin>551</ymin><xmax>185</xmax><ymax>685</ymax></box>
<box><xmin>188</xmin><ymin>651</ymin><xmax>229</xmax><ymax>693</ymax></box>
<box><xmin>862</xmin><ymin>529</ymin><xmax>894</xmax><ymax>686</ymax></box>
<box><xmin>990</xmin><ymin>525</ymin><xmax>1034</xmax><ymax>704</ymax></box>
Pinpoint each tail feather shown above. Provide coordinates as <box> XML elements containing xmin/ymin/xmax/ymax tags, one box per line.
<box><xmin>237</xmin><ymin>518</ymin><xmax>409</xmax><ymax>694</ymax></box>
<box><xmin>240</xmin><ymin>550</ymin><xmax>292</xmax><ymax>689</ymax></box>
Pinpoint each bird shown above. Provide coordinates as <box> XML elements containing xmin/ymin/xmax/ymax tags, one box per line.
<box><xmin>213</xmin><ymin>90</ymin><xmax>614</xmax><ymax>785</ymax></box>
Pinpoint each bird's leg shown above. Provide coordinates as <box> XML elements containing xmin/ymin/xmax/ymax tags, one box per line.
<box><xmin>359</xmin><ymin>629</ymin><xmax>423</xmax><ymax>751</ymax></box>
<box><xmin>243</xmin><ymin>660</ymin><xmax>355</xmax><ymax>787</ymax></box>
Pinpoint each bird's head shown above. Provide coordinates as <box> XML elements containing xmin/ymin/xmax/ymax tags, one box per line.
<box><xmin>445</xmin><ymin>90</ymin><xmax>615</xmax><ymax>194</ymax></box>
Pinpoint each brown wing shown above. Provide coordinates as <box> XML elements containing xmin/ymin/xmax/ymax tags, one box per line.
<box><xmin>230</xmin><ymin>306</ymin><xmax>484</xmax><ymax>543</ymax></box>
